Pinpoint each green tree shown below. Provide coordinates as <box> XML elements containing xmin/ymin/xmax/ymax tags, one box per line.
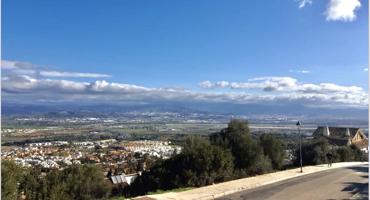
<box><xmin>210</xmin><ymin>119</ymin><xmax>272</xmax><ymax>175</ymax></box>
<box><xmin>294</xmin><ymin>138</ymin><xmax>329</xmax><ymax>166</ymax></box>
<box><xmin>1</xmin><ymin>160</ymin><xmax>22</xmax><ymax>200</ymax></box>
<box><xmin>259</xmin><ymin>134</ymin><xmax>285</xmax><ymax>169</ymax></box>
<box><xmin>349</xmin><ymin>144</ymin><xmax>367</xmax><ymax>161</ymax></box>
<box><xmin>336</xmin><ymin>146</ymin><xmax>353</xmax><ymax>162</ymax></box>
<box><xmin>49</xmin><ymin>183</ymin><xmax>70</xmax><ymax>200</ymax></box>
<box><xmin>335</xmin><ymin>145</ymin><xmax>367</xmax><ymax>162</ymax></box>
<box><xmin>20</xmin><ymin>168</ymin><xmax>43</xmax><ymax>200</ymax></box>
<box><xmin>62</xmin><ymin>165</ymin><xmax>111</xmax><ymax>200</ymax></box>
<box><xmin>129</xmin><ymin>136</ymin><xmax>234</xmax><ymax>196</ymax></box>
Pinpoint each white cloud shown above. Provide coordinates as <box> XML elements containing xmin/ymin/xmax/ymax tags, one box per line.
<box><xmin>2</xmin><ymin>60</ymin><xmax>112</xmax><ymax>79</ymax></box>
<box><xmin>202</xmin><ymin>76</ymin><xmax>364</xmax><ymax>95</ymax></box>
<box><xmin>204</xmin><ymin>77</ymin><xmax>289</xmax><ymax>91</ymax></box>
<box><xmin>297</xmin><ymin>0</ymin><xmax>313</xmax><ymax>8</ymax></box>
<box><xmin>2</xmin><ymin>75</ymin><xmax>88</xmax><ymax>93</ymax></box>
<box><xmin>241</xmin><ymin>77</ymin><xmax>298</xmax><ymax>91</ymax></box>
<box><xmin>297</xmin><ymin>0</ymin><xmax>362</xmax><ymax>22</ymax></box>
<box><xmin>1</xmin><ymin>60</ymin><xmax>36</xmax><ymax>69</ymax></box>
<box><xmin>290</xmin><ymin>69</ymin><xmax>311</xmax><ymax>74</ymax></box>
<box><xmin>199</xmin><ymin>81</ymin><xmax>214</xmax><ymax>89</ymax></box>
<box><xmin>1</xmin><ymin>60</ymin><xmax>17</xmax><ymax>69</ymax></box>
<box><xmin>325</xmin><ymin>0</ymin><xmax>361</xmax><ymax>22</ymax></box>
<box><xmin>3</xmin><ymin>73</ymin><xmax>367</xmax><ymax>107</ymax></box>
<box><xmin>40</xmin><ymin>70</ymin><xmax>111</xmax><ymax>78</ymax></box>
<box><xmin>298</xmin><ymin>82</ymin><xmax>363</xmax><ymax>94</ymax></box>
<box><xmin>2</xmin><ymin>60</ymin><xmax>368</xmax><ymax>108</ymax></box>
<box><xmin>198</xmin><ymin>76</ymin><xmax>368</xmax><ymax>106</ymax></box>
<box><xmin>216</xmin><ymin>81</ymin><xmax>230</xmax><ymax>88</ymax></box>
<box><xmin>363</xmin><ymin>68</ymin><xmax>368</xmax><ymax>72</ymax></box>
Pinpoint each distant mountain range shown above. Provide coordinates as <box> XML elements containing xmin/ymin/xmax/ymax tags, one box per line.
<box><xmin>2</xmin><ymin>102</ymin><xmax>368</xmax><ymax>122</ymax></box>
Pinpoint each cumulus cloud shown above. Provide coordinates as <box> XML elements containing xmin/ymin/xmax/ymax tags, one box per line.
<box><xmin>2</xmin><ymin>60</ymin><xmax>112</xmax><ymax>79</ymax></box>
<box><xmin>202</xmin><ymin>78</ymin><xmax>268</xmax><ymax>91</ymax></box>
<box><xmin>297</xmin><ymin>0</ymin><xmax>362</xmax><ymax>22</ymax></box>
<box><xmin>298</xmin><ymin>83</ymin><xmax>363</xmax><ymax>94</ymax></box>
<box><xmin>1</xmin><ymin>60</ymin><xmax>36</xmax><ymax>69</ymax></box>
<box><xmin>200</xmin><ymin>76</ymin><xmax>365</xmax><ymax>94</ymax></box>
<box><xmin>40</xmin><ymin>71</ymin><xmax>111</xmax><ymax>78</ymax></box>
<box><xmin>2</xmin><ymin>76</ymin><xmax>149</xmax><ymax>95</ymax></box>
<box><xmin>2</xmin><ymin>75</ymin><xmax>87</xmax><ymax>93</ymax></box>
<box><xmin>2</xmin><ymin>60</ymin><xmax>368</xmax><ymax>108</ymax></box>
<box><xmin>199</xmin><ymin>80</ymin><xmax>214</xmax><ymax>89</ymax></box>
<box><xmin>325</xmin><ymin>0</ymin><xmax>361</xmax><ymax>22</ymax></box>
<box><xmin>198</xmin><ymin>76</ymin><xmax>368</xmax><ymax>107</ymax></box>
<box><xmin>202</xmin><ymin>77</ymin><xmax>299</xmax><ymax>91</ymax></box>
<box><xmin>297</xmin><ymin>0</ymin><xmax>313</xmax><ymax>8</ymax></box>
<box><xmin>3</xmin><ymin>73</ymin><xmax>367</xmax><ymax>108</ymax></box>
<box><xmin>216</xmin><ymin>81</ymin><xmax>230</xmax><ymax>88</ymax></box>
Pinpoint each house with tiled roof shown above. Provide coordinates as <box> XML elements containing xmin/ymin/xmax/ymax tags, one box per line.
<box><xmin>313</xmin><ymin>126</ymin><xmax>368</xmax><ymax>153</ymax></box>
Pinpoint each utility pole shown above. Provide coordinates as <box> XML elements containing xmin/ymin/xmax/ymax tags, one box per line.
<box><xmin>296</xmin><ymin>121</ymin><xmax>303</xmax><ymax>173</ymax></box>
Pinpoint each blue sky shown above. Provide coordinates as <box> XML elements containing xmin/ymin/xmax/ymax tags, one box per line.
<box><xmin>2</xmin><ymin>0</ymin><xmax>368</xmax><ymax>108</ymax></box>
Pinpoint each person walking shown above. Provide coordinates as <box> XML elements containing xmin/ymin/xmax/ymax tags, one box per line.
<box><xmin>326</xmin><ymin>152</ymin><xmax>333</xmax><ymax>167</ymax></box>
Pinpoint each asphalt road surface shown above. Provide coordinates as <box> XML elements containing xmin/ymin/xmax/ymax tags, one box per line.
<box><xmin>217</xmin><ymin>164</ymin><xmax>368</xmax><ymax>200</ymax></box>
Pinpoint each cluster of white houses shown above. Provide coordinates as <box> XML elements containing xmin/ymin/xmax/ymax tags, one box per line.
<box><xmin>2</xmin><ymin>126</ymin><xmax>368</xmax><ymax>187</ymax></box>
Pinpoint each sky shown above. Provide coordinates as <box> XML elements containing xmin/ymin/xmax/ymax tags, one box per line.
<box><xmin>2</xmin><ymin>0</ymin><xmax>369</xmax><ymax>109</ymax></box>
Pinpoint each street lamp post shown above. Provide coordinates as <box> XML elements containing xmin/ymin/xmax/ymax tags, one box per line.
<box><xmin>296</xmin><ymin>121</ymin><xmax>303</xmax><ymax>173</ymax></box>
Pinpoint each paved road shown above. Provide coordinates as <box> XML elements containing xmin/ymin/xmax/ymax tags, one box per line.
<box><xmin>217</xmin><ymin>164</ymin><xmax>368</xmax><ymax>200</ymax></box>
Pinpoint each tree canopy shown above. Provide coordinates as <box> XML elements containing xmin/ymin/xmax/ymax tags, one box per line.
<box><xmin>1</xmin><ymin>161</ymin><xmax>110</xmax><ymax>200</ymax></box>
<box><xmin>210</xmin><ymin>119</ymin><xmax>272</xmax><ymax>175</ymax></box>
<box><xmin>293</xmin><ymin>138</ymin><xmax>367</xmax><ymax>166</ymax></box>
<box><xmin>259</xmin><ymin>133</ymin><xmax>285</xmax><ymax>169</ymax></box>
<box><xmin>2</xmin><ymin>160</ymin><xmax>22</xmax><ymax>200</ymax></box>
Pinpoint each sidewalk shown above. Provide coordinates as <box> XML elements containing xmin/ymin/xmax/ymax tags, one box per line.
<box><xmin>137</xmin><ymin>162</ymin><xmax>368</xmax><ymax>200</ymax></box>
